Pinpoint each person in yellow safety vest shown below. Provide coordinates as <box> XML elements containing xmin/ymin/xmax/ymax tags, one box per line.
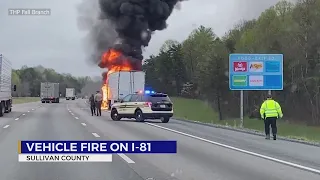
<box><xmin>260</xmin><ymin>94</ymin><xmax>283</xmax><ymax>140</ymax></box>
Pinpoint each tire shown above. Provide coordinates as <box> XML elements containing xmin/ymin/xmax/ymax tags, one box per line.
<box><xmin>161</xmin><ymin>117</ymin><xmax>170</xmax><ymax>123</ymax></box>
<box><xmin>111</xmin><ymin>109</ymin><xmax>121</xmax><ymax>121</ymax></box>
<box><xmin>135</xmin><ymin>109</ymin><xmax>145</xmax><ymax>122</ymax></box>
<box><xmin>0</xmin><ymin>102</ymin><xmax>4</xmax><ymax>117</ymax></box>
<box><xmin>42</xmin><ymin>101</ymin><xmax>45</xmax><ymax>103</ymax></box>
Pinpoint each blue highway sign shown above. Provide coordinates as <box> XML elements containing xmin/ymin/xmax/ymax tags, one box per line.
<box><xmin>229</xmin><ymin>54</ymin><xmax>283</xmax><ymax>90</ymax></box>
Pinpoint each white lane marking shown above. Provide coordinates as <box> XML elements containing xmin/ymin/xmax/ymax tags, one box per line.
<box><xmin>75</xmin><ymin>117</ymin><xmax>79</xmax><ymax>119</ymax></box>
<box><xmin>92</xmin><ymin>133</ymin><xmax>100</xmax><ymax>137</ymax></box>
<box><xmin>15</xmin><ymin>118</ymin><xmax>19</xmax><ymax>121</ymax></box>
<box><xmin>71</xmin><ymin>113</ymin><xmax>74</xmax><ymax>116</ymax></box>
<box><xmin>32</xmin><ymin>109</ymin><xmax>34</xmax><ymax>111</ymax></box>
<box><xmin>22</xmin><ymin>114</ymin><xmax>25</xmax><ymax>116</ymax></box>
<box><xmin>118</xmin><ymin>153</ymin><xmax>135</xmax><ymax>164</ymax></box>
<box><xmin>3</xmin><ymin>125</ymin><xmax>9</xmax><ymax>128</ymax></box>
<box><xmin>69</xmin><ymin>111</ymin><xmax>72</xmax><ymax>113</ymax></box>
<box><xmin>27</xmin><ymin>111</ymin><xmax>30</xmax><ymax>112</ymax></box>
<box><xmin>81</xmin><ymin>123</ymin><xmax>86</xmax><ymax>126</ymax></box>
<box><xmin>145</xmin><ymin>123</ymin><xmax>320</xmax><ymax>174</ymax></box>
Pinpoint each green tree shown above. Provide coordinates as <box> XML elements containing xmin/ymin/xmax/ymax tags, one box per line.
<box><xmin>12</xmin><ymin>66</ymin><xmax>94</xmax><ymax>97</ymax></box>
<box><xmin>144</xmin><ymin>0</ymin><xmax>320</xmax><ymax>125</ymax></box>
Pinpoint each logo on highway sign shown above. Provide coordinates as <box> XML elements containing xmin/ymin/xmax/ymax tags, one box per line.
<box><xmin>233</xmin><ymin>62</ymin><xmax>247</xmax><ymax>72</ymax></box>
<box><xmin>229</xmin><ymin>54</ymin><xmax>283</xmax><ymax>90</ymax></box>
<box><xmin>249</xmin><ymin>62</ymin><xmax>263</xmax><ymax>72</ymax></box>
<box><xmin>249</xmin><ymin>75</ymin><xmax>264</xmax><ymax>86</ymax></box>
<box><xmin>232</xmin><ymin>75</ymin><xmax>247</xmax><ymax>86</ymax></box>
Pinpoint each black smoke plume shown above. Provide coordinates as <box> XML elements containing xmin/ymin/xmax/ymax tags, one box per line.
<box><xmin>99</xmin><ymin>0</ymin><xmax>184</xmax><ymax>60</ymax></box>
<box><xmin>77</xmin><ymin>0</ymin><xmax>185</xmax><ymax>67</ymax></box>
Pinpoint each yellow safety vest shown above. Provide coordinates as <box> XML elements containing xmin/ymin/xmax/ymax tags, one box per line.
<box><xmin>260</xmin><ymin>100</ymin><xmax>282</xmax><ymax>118</ymax></box>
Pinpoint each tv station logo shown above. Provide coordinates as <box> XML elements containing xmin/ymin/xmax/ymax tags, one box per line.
<box><xmin>233</xmin><ymin>62</ymin><xmax>247</xmax><ymax>72</ymax></box>
<box><xmin>8</xmin><ymin>8</ymin><xmax>51</xmax><ymax>16</ymax></box>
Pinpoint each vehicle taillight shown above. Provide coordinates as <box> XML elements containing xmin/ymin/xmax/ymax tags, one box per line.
<box><xmin>144</xmin><ymin>102</ymin><xmax>152</xmax><ymax>107</ymax></box>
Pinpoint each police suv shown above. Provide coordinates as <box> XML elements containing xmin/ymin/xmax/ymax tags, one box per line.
<box><xmin>110</xmin><ymin>90</ymin><xmax>173</xmax><ymax>123</ymax></box>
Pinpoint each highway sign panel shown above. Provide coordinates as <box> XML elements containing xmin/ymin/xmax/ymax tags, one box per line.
<box><xmin>229</xmin><ymin>54</ymin><xmax>283</xmax><ymax>90</ymax></box>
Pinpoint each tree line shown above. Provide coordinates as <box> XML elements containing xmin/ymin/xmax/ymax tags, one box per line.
<box><xmin>12</xmin><ymin>65</ymin><xmax>93</xmax><ymax>97</ymax></box>
<box><xmin>143</xmin><ymin>0</ymin><xmax>320</xmax><ymax>125</ymax></box>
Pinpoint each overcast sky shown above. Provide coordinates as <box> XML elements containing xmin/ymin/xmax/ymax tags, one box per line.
<box><xmin>0</xmin><ymin>0</ymin><xmax>284</xmax><ymax>77</ymax></box>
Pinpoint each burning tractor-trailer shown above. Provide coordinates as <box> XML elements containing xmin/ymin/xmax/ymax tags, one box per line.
<box><xmin>101</xmin><ymin>70</ymin><xmax>145</xmax><ymax>110</ymax></box>
<box><xmin>98</xmin><ymin>48</ymin><xmax>145</xmax><ymax>110</ymax></box>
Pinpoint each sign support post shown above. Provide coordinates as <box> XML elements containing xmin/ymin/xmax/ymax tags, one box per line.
<box><xmin>229</xmin><ymin>54</ymin><xmax>283</xmax><ymax>128</ymax></box>
<box><xmin>240</xmin><ymin>90</ymin><xmax>243</xmax><ymax>128</ymax></box>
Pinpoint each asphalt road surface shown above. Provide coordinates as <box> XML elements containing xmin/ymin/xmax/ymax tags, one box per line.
<box><xmin>0</xmin><ymin>99</ymin><xmax>319</xmax><ymax>180</ymax></box>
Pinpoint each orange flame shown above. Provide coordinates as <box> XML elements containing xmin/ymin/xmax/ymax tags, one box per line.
<box><xmin>101</xmin><ymin>84</ymin><xmax>109</xmax><ymax>110</ymax></box>
<box><xmin>100</xmin><ymin>49</ymin><xmax>135</xmax><ymax>109</ymax></box>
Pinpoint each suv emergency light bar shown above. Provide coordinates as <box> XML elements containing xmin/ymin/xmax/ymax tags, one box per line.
<box><xmin>136</xmin><ymin>90</ymin><xmax>155</xmax><ymax>94</ymax></box>
<box><xmin>144</xmin><ymin>90</ymin><xmax>155</xmax><ymax>94</ymax></box>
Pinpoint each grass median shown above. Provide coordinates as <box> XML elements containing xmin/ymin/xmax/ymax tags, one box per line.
<box><xmin>171</xmin><ymin>97</ymin><xmax>320</xmax><ymax>143</ymax></box>
<box><xmin>12</xmin><ymin>97</ymin><xmax>40</xmax><ymax>104</ymax></box>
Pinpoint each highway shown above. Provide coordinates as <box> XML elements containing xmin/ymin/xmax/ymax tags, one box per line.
<box><xmin>0</xmin><ymin>99</ymin><xmax>319</xmax><ymax>180</ymax></box>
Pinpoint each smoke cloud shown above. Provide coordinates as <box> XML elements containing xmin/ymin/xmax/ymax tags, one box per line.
<box><xmin>77</xmin><ymin>0</ymin><xmax>117</xmax><ymax>65</ymax></box>
<box><xmin>77</xmin><ymin>0</ymin><xmax>185</xmax><ymax>67</ymax></box>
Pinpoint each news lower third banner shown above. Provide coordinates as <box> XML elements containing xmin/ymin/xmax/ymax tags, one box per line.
<box><xmin>18</xmin><ymin>140</ymin><xmax>177</xmax><ymax>162</ymax></box>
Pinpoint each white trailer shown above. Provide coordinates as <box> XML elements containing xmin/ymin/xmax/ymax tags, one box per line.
<box><xmin>106</xmin><ymin>71</ymin><xmax>145</xmax><ymax>108</ymax></box>
<box><xmin>40</xmin><ymin>82</ymin><xmax>60</xmax><ymax>103</ymax></box>
<box><xmin>0</xmin><ymin>54</ymin><xmax>15</xmax><ymax>116</ymax></box>
<box><xmin>65</xmin><ymin>88</ymin><xmax>75</xmax><ymax>100</ymax></box>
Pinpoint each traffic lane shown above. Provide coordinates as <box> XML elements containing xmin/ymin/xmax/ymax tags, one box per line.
<box><xmin>70</xmin><ymin>100</ymin><xmax>181</xmax><ymax>180</ymax></box>
<box><xmin>0</xmin><ymin>101</ymin><xmax>144</xmax><ymax>180</ymax></box>
<box><xmin>76</xmin><ymin>99</ymin><xmax>320</xmax><ymax>169</ymax></box>
<box><xmin>69</xmin><ymin>103</ymin><xmax>320</xmax><ymax>180</ymax></box>
<box><xmin>11</xmin><ymin>101</ymin><xmax>42</xmax><ymax>119</ymax></box>
<box><xmin>70</xmin><ymin>104</ymin><xmax>320</xmax><ymax>180</ymax></box>
<box><xmin>0</xmin><ymin>101</ymin><xmax>42</xmax><ymax>130</ymax></box>
<box><xmin>158</xmin><ymin>118</ymin><xmax>320</xmax><ymax>169</ymax></box>
<box><xmin>13</xmin><ymin>101</ymin><xmax>42</xmax><ymax>111</ymax></box>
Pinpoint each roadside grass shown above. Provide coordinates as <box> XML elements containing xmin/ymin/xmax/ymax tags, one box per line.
<box><xmin>171</xmin><ymin>97</ymin><xmax>320</xmax><ymax>143</ymax></box>
<box><xmin>12</xmin><ymin>97</ymin><xmax>40</xmax><ymax>104</ymax></box>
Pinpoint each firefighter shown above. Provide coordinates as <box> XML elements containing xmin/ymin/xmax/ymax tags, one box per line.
<box><xmin>260</xmin><ymin>94</ymin><xmax>283</xmax><ymax>140</ymax></box>
<box><xmin>89</xmin><ymin>94</ymin><xmax>96</xmax><ymax>116</ymax></box>
<box><xmin>94</xmin><ymin>90</ymin><xmax>103</xmax><ymax>116</ymax></box>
